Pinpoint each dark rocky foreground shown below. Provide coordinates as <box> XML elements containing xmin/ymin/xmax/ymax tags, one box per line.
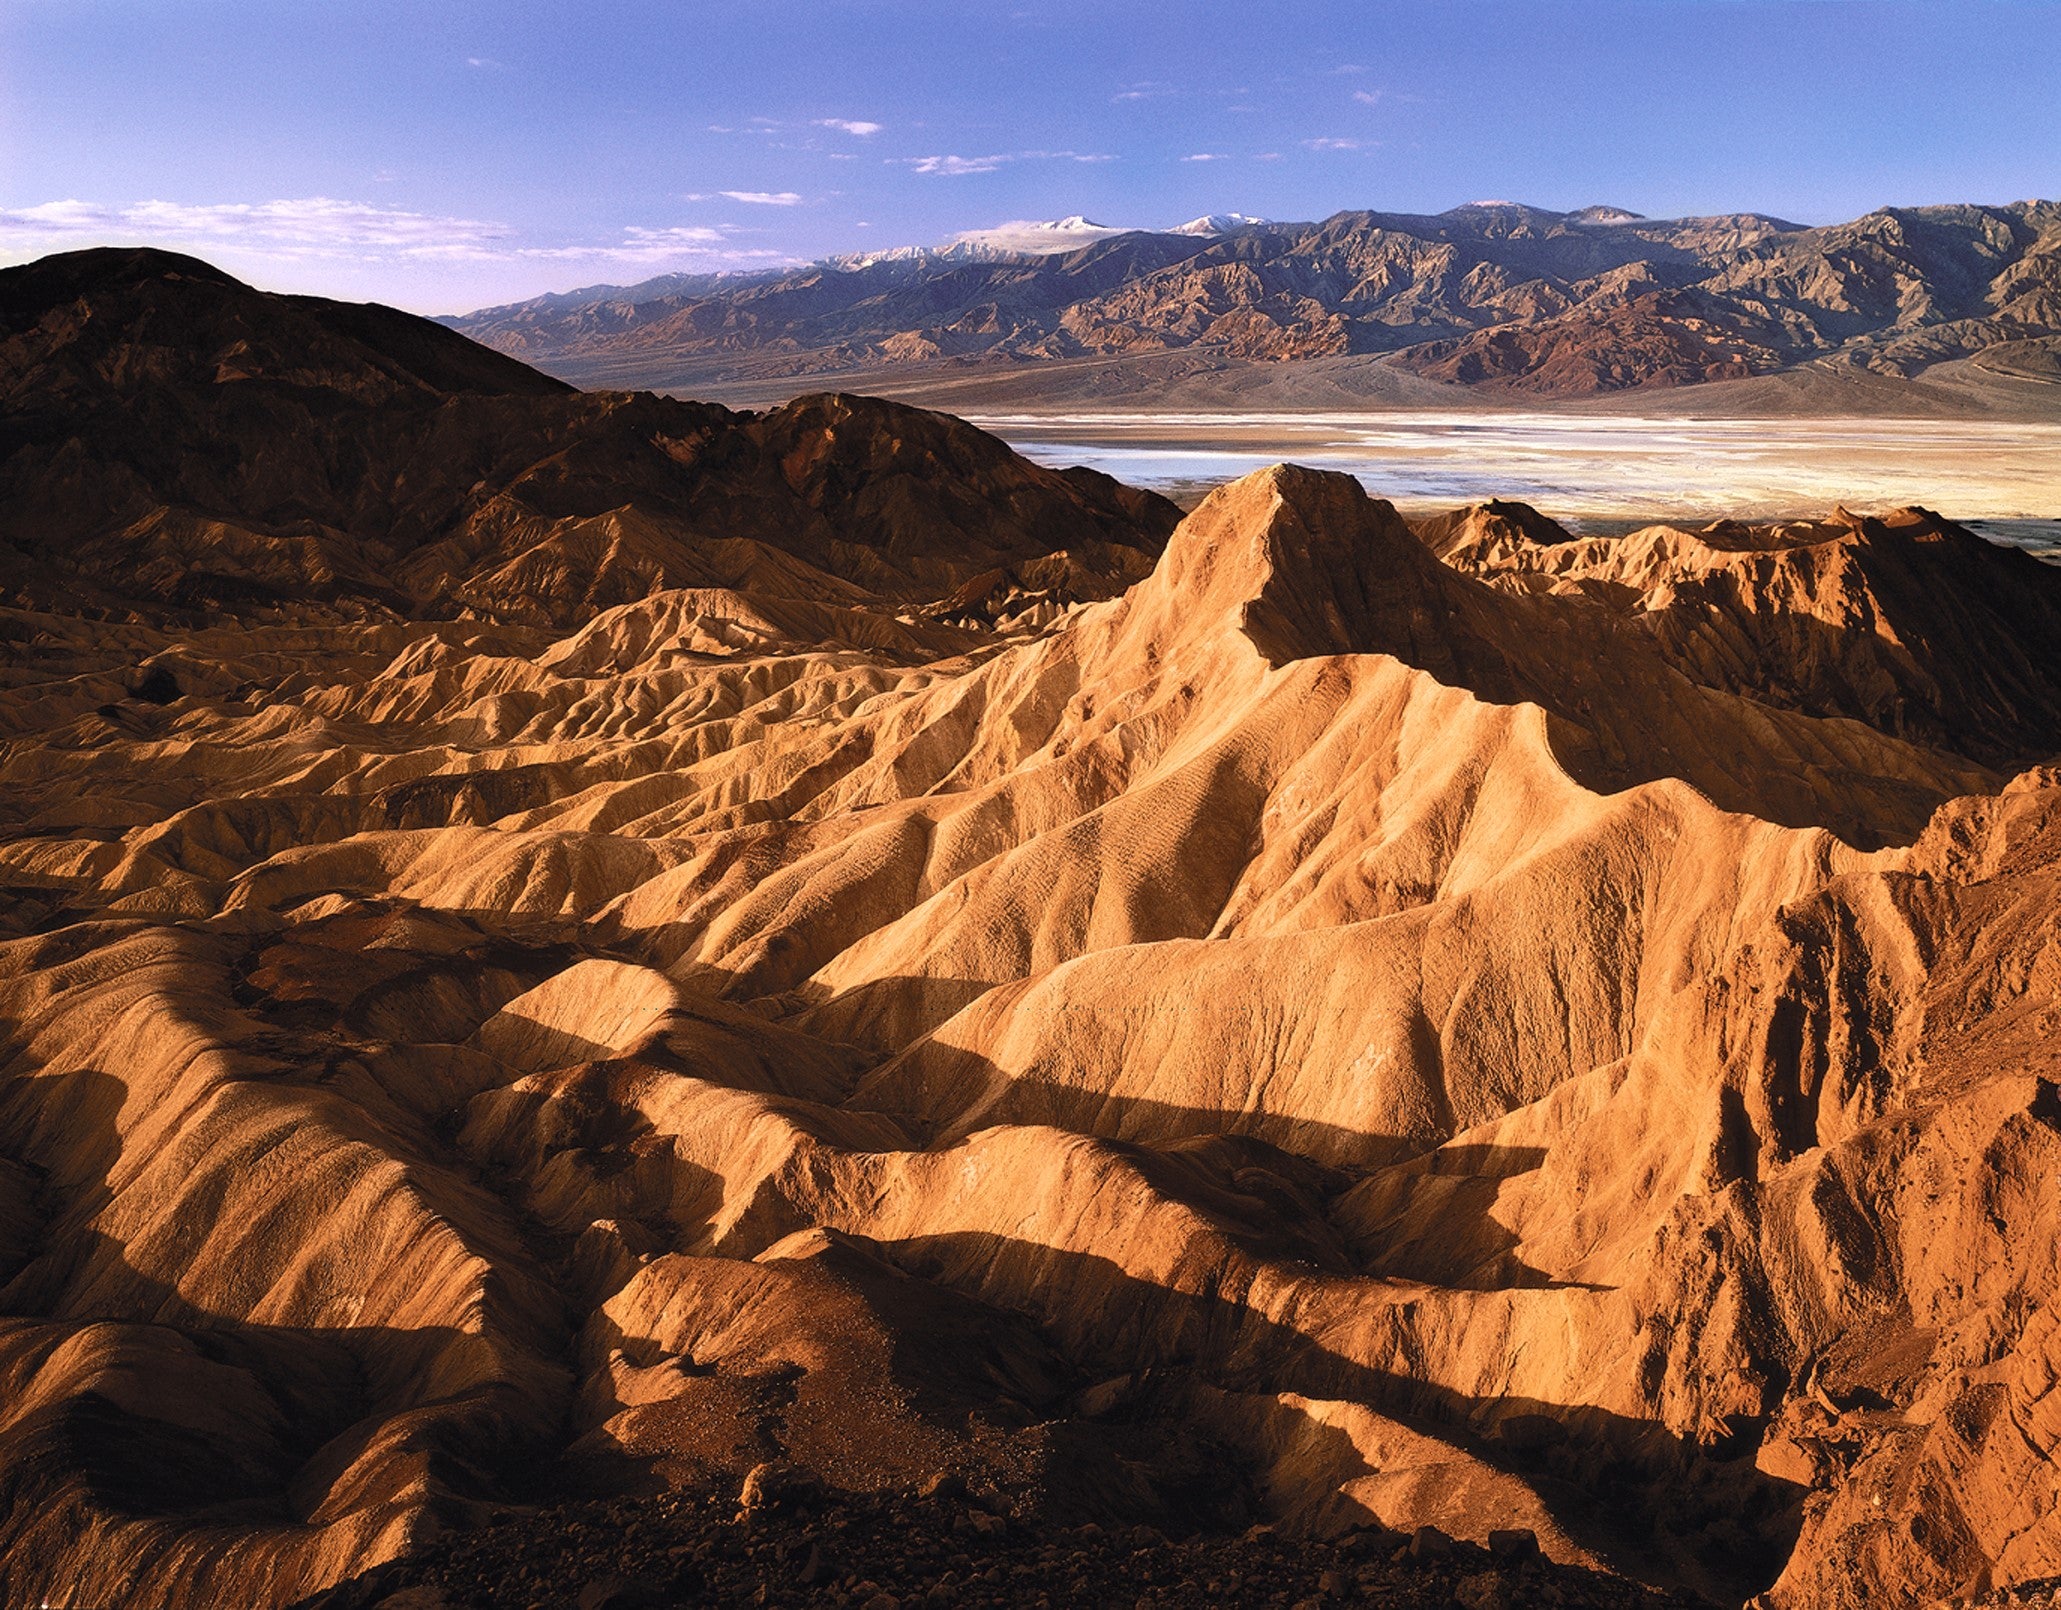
<box><xmin>301</xmin><ymin>1472</ymin><xmax>1708</xmax><ymax>1610</ymax></box>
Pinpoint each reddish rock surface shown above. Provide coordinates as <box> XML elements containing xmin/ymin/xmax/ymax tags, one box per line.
<box><xmin>3</xmin><ymin>251</ymin><xmax>2060</xmax><ymax>1609</ymax></box>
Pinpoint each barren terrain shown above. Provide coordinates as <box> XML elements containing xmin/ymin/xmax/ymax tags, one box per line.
<box><xmin>4</xmin><ymin>249</ymin><xmax>2061</xmax><ymax>1609</ymax></box>
<box><xmin>975</xmin><ymin>411</ymin><xmax>2061</xmax><ymax>528</ymax></box>
<box><xmin>444</xmin><ymin>201</ymin><xmax>2061</xmax><ymax>415</ymax></box>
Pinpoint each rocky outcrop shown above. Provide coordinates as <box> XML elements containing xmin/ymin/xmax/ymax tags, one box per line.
<box><xmin>299</xmin><ymin>1479</ymin><xmax>1699</xmax><ymax>1609</ymax></box>
<box><xmin>1419</xmin><ymin>499</ymin><xmax>2061</xmax><ymax>769</ymax></box>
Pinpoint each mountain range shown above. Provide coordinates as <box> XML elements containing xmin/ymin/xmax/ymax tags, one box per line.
<box><xmin>834</xmin><ymin>213</ymin><xmax>1273</xmax><ymax>263</ymax></box>
<box><xmin>4</xmin><ymin>247</ymin><xmax>2061</xmax><ymax>1610</ymax></box>
<box><xmin>442</xmin><ymin>199</ymin><xmax>2061</xmax><ymax>411</ymax></box>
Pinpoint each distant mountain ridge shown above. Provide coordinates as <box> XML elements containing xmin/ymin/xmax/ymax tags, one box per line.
<box><xmin>442</xmin><ymin>198</ymin><xmax>2061</xmax><ymax>404</ymax></box>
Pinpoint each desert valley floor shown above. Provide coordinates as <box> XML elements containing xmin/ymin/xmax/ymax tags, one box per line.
<box><xmin>974</xmin><ymin>412</ymin><xmax>2061</xmax><ymax>541</ymax></box>
<box><xmin>2</xmin><ymin>251</ymin><xmax>2060</xmax><ymax>1610</ymax></box>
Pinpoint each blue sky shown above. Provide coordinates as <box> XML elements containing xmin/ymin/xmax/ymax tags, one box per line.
<box><xmin>2</xmin><ymin>0</ymin><xmax>2056</xmax><ymax>313</ymax></box>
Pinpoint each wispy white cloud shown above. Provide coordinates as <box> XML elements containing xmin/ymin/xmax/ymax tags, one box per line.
<box><xmin>0</xmin><ymin>196</ymin><xmax>795</xmax><ymax>272</ymax></box>
<box><xmin>684</xmin><ymin>189</ymin><xmax>808</xmax><ymax>205</ymax></box>
<box><xmin>2</xmin><ymin>199</ymin><xmax>105</xmax><ymax>230</ymax></box>
<box><xmin>0</xmin><ymin>197</ymin><xmax>513</xmax><ymax>256</ymax></box>
<box><xmin>1112</xmin><ymin>81</ymin><xmax>1175</xmax><ymax>102</ymax></box>
<box><xmin>524</xmin><ymin>226</ymin><xmax>790</xmax><ymax>267</ymax></box>
<box><xmin>900</xmin><ymin>149</ymin><xmax>1112</xmax><ymax>177</ymax></box>
<box><xmin>904</xmin><ymin>154</ymin><xmax>1007</xmax><ymax>176</ymax></box>
<box><xmin>1181</xmin><ymin>153</ymin><xmax>1230</xmax><ymax>163</ymax></box>
<box><xmin>1302</xmin><ymin>137</ymin><xmax>1365</xmax><ymax>151</ymax></box>
<box><xmin>464</xmin><ymin>56</ymin><xmax>505</xmax><ymax>70</ymax></box>
<box><xmin>1353</xmin><ymin>88</ymin><xmax>1385</xmax><ymax>106</ymax></box>
<box><xmin>618</xmin><ymin>225</ymin><xmax>725</xmax><ymax>246</ymax></box>
<box><xmin>815</xmin><ymin>118</ymin><xmax>882</xmax><ymax>136</ymax></box>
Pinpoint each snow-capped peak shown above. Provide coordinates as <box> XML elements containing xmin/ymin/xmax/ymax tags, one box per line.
<box><xmin>825</xmin><ymin>211</ymin><xmax>1267</xmax><ymax>273</ymax></box>
<box><xmin>1169</xmin><ymin>212</ymin><xmax>1269</xmax><ymax>236</ymax></box>
<box><xmin>944</xmin><ymin>217</ymin><xmax>1135</xmax><ymax>255</ymax></box>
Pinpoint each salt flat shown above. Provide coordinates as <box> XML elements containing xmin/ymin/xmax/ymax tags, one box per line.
<box><xmin>980</xmin><ymin>411</ymin><xmax>2061</xmax><ymax>532</ymax></box>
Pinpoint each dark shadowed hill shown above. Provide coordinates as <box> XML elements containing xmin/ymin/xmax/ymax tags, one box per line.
<box><xmin>0</xmin><ymin>248</ymin><xmax>1179</xmax><ymax>624</ymax></box>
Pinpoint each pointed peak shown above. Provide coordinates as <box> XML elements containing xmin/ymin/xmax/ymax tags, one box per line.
<box><xmin>1412</xmin><ymin>500</ymin><xmax>1577</xmax><ymax>566</ymax></box>
<box><xmin>1119</xmin><ymin>464</ymin><xmax>1455</xmax><ymax>668</ymax></box>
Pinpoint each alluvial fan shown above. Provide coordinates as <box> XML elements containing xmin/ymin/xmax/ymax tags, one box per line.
<box><xmin>2</xmin><ymin>248</ymin><xmax>2060</xmax><ymax>1610</ymax></box>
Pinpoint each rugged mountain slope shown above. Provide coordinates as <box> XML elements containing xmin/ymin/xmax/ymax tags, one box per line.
<box><xmin>1416</xmin><ymin>498</ymin><xmax>2061</xmax><ymax>769</ymax></box>
<box><xmin>0</xmin><ymin>248</ymin><xmax>1178</xmax><ymax>625</ymax></box>
<box><xmin>4</xmin><ymin>257</ymin><xmax>2061</xmax><ymax>1610</ymax></box>
<box><xmin>444</xmin><ymin>200</ymin><xmax>2061</xmax><ymax>402</ymax></box>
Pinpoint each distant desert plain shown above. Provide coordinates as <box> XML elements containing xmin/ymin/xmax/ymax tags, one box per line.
<box><xmin>974</xmin><ymin>410</ymin><xmax>2061</xmax><ymax>530</ymax></box>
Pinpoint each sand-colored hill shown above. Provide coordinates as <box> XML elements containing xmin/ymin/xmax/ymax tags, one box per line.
<box><xmin>4</xmin><ymin>253</ymin><xmax>2061</xmax><ymax>1609</ymax></box>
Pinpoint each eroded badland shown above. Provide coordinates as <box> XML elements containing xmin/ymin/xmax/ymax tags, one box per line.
<box><xmin>2</xmin><ymin>250</ymin><xmax>2059</xmax><ymax>1610</ymax></box>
